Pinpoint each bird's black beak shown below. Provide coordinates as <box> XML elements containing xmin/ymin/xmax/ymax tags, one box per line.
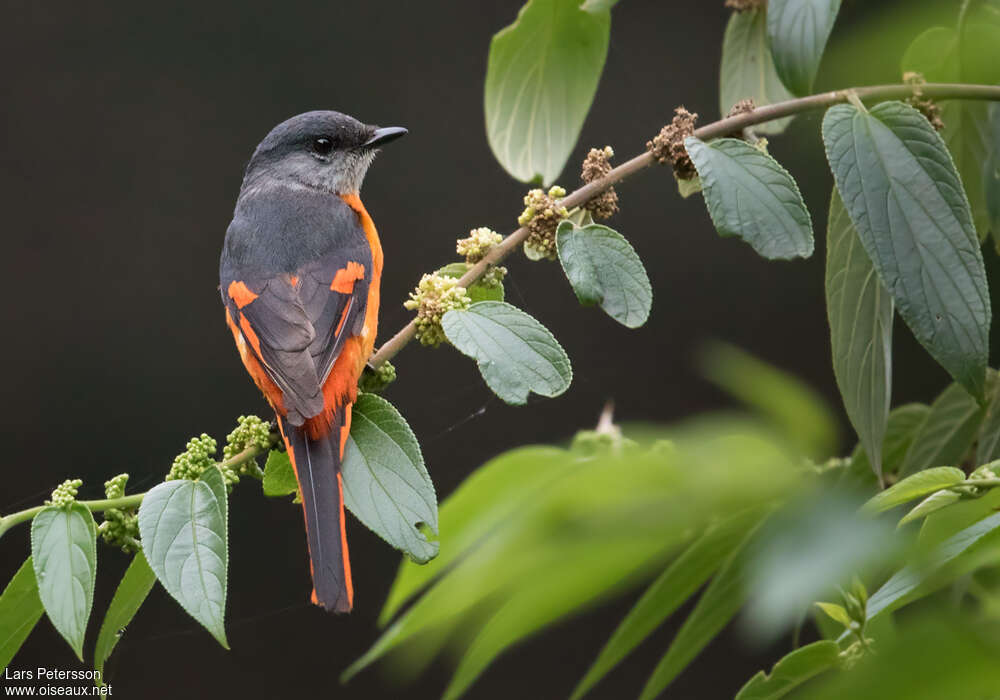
<box><xmin>363</xmin><ymin>126</ymin><xmax>408</xmax><ymax>148</ymax></box>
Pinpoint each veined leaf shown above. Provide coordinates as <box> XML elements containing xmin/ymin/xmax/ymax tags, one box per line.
<box><xmin>825</xmin><ymin>188</ymin><xmax>893</xmax><ymax>483</ymax></box>
<box><xmin>138</xmin><ymin>465</ymin><xmax>229</xmax><ymax>648</ymax></box>
<box><xmin>262</xmin><ymin>449</ymin><xmax>297</xmax><ymax>499</ymax></box>
<box><xmin>846</xmin><ymin>403</ymin><xmax>930</xmax><ymax>488</ymax></box>
<box><xmin>443</xmin><ymin>301</ymin><xmax>572</xmax><ymax>405</ymax></box>
<box><xmin>823</xmin><ymin>101</ymin><xmax>991</xmax><ymax>399</ymax></box>
<box><xmin>0</xmin><ymin>558</ymin><xmax>44</xmax><ymax>674</ymax></box>
<box><xmin>862</xmin><ymin>467</ymin><xmax>966</xmax><ymax>514</ymax></box>
<box><xmin>735</xmin><ymin>640</ymin><xmax>841</xmax><ymax>700</ymax></box>
<box><xmin>555</xmin><ymin>221</ymin><xmax>652</xmax><ymax>328</ymax></box>
<box><xmin>30</xmin><ymin>504</ymin><xmax>97</xmax><ymax>660</ymax></box>
<box><xmin>767</xmin><ymin>0</ymin><xmax>841</xmax><ymax>95</ymax></box>
<box><xmin>898</xmin><ymin>383</ymin><xmax>983</xmax><ymax>478</ymax></box>
<box><xmin>685</xmin><ymin>137</ymin><xmax>813</xmax><ymax>259</ymax></box>
<box><xmin>572</xmin><ymin>508</ymin><xmax>764</xmax><ymax>700</ymax></box>
<box><xmin>720</xmin><ymin>7</ymin><xmax>795</xmax><ymax>134</ymax></box>
<box><xmin>976</xmin><ymin>370</ymin><xmax>1000</xmax><ymax>464</ymax></box>
<box><xmin>485</xmin><ymin>0</ymin><xmax>610</xmax><ymax>184</ymax></box>
<box><xmin>902</xmin><ymin>24</ymin><xmax>1000</xmax><ymax>242</ymax></box>
<box><xmin>342</xmin><ymin>393</ymin><xmax>438</xmax><ymax>564</ymax></box>
<box><xmin>94</xmin><ymin>552</ymin><xmax>157</xmax><ymax>676</ymax></box>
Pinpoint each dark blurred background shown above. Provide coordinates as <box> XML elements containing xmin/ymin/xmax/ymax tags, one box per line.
<box><xmin>0</xmin><ymin>0</ymin><xmax>993</xmax><ymax>697</ymax></box>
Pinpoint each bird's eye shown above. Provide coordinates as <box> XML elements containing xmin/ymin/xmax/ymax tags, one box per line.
<box><xmin>312</xmin><ymin>137</ymin><xmax>333</xmax><ymax>156</ymax></box>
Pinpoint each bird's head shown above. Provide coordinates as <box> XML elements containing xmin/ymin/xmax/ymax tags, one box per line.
<box><xmin>241</xmin><ymin>110</ymin><xmax>407</xmax><ymax>196</ymax></box>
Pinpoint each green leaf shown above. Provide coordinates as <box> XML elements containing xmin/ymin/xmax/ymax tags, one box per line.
<box><xmin>846</xmin><ymin>403</ymin><xmax>930</xmax><ymax>488</ymax></box>
<box><xmin>436</xmin><ymin>262</ymin><xmax>504</xmax><ymax>304</ymax></box>
<box><xmin>378</xmin><ymin>446</ymin><xmax>569</xmax><ymax>626</ymax></box>
<box><xmin>0</xmin><ymin>558</ymin><xmax>44</xmax><ymax>674</ymax></box>
<box><xmin>685</xmin><ymin>137</ymin><xmax>814</xmax><ymax>260</ymax></box>
<box><xmin>898</xmin><ymin>489</ymin><xmax>962</xmax><ymax>527</ymax></box>
<box><xmin>555</xmin><ymin>221</ymin><xmax>652</xmax><ymax>328</ymax></box>
<box><xmin>30</xmin><ymin>504</ymin><xmax>97</xmax><ymax>660</ymax></box>
<box><xmin>442</xmin><ymin>301</ymin><xmax>572</xmax><ymax>405</ymax></box>
<box><xmin>735</xmin><ymin>640</ymin><xmax>841</xmax><ymax>700</ymax></box>
<box><xmin>902</xmin><ymin>24</ymin><xmax>1000</xmax><ymax>241</ymax></box>
<box><xmin>262</xmin><ymin>449</ymin><xmax>298</xmax><ymax>498</ymax></box>
<box><xmin>720</xmin><ymin>7</ymin><xmax>795</xmax><ymax>134</ymax></box>
<box><xmin>825</xmin><ymin>188</ymin><xmax>893</xmax><ymax>482</ymax></box>
<box><xmin>898</xmin><ymin>382</ymin><xmax>984</xmax><ymax>478</ymax></box>
<box><xmin>862</xmin><ymin>467</ymin><xmax>966</xmax><ymax>514</ymax></box>
<box><xmin>484</xmin><ymin>0</ymin><xmax>610</xmax><ymax>184</ymax></box>
<box><xmin>638</xmin><ymin>523</ymin><xmax>760</xmax><ymax>700</ymax></box>
<box><xmin>986</xmin><ymin>103</ymin><xmax>1000</xmax><ymax>243</ymax></box>
<box><xmin>342</xmin><ymin>393</ymin><xmax>438</xmax><ymax>564</ymax></box>
<box><xmin>823</xmin><ymin>100</ymin><xmax>991</xmax><ymax>399</ymax></box>
<box><xmin>571</xmin><ymin>508</ymin><xmax>764</xmax><ymax>700</ymax></box>
<box><xmin>701</xmin><ymin>342</ymin><xmax>838</xmax><ymax>458</ymax></box>
<box><xmin>976</xmin><ymin>370</ymin><xmax>1000</xmax><ymax>464</ymax></box>
<box><xmin>814</xmin><ymin>602</ymin><xmax>851</xmax><ymax>629</ymax></box>
<box><xmin>94</xmin><ymin>552</ymin><xmax>156</xmax><ymax>677</ymax></box>
<box><xmin>137</xmin><ymin>465</ymin><xmax>229</xmax><ymax>648</ymax></box>
<box><xmin>865</xmin><ymin>509</ymin><xmax>1000</xmax><ymax>621</ymax></box>
<box><xmin>766</xmin><ymin>0</ymin><xmax>841</xmax><ymax>95</ymax></box>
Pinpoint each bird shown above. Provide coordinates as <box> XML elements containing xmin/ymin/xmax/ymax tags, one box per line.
<box><xmin>219</xmin><ymin>111</ymin><xmax>407</xmax><ymax>612</ymax></box>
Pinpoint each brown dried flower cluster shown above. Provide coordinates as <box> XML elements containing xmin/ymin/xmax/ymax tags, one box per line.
<box><xmin>580</xmin><ymin>146</ymin><xmax>619</xmax><ymax>220</ymax></box>
<box><xmin>903</xmin><ymin>72</ymin><xmax>944</xmax><ymax>131</ymax></box>
<box><xmin>647</xmin><ymin>107</ymin><xmax>699</xmax><ymax>180</ymax></box>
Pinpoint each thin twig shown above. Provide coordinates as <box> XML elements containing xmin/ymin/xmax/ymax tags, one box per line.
<box><xmin>369</xmin><ymin>82</ymin><xmax>1000</xmax><ymax>369</ymax></box>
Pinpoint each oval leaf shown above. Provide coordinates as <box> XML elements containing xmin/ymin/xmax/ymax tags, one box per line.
<box><xmin>555</xmin><ymin>221</ymin><xmax>652</xmax><ymax>328</ymax></box>
<box><xmin>826</xmin><ymin>188</ymin><xmax>893</xmax><ymax>483</ymax></box>
<box><xmin>485</xmin><ymin>0</ymin><xmax>610</xmax><ymax>184</ymax></box>
<box><xmin>442</xmin><ymin>301</ymin><xmax>572</xmax><ymax>405</ymax></box>
<box><xmin>0</xmin><ymin>558</ymin><xmax>44</xmax><ymax>674</ymax></box>
<box><xmin>822</xmin><ymin>100</ymin><xmax>991</xmax><ymax>399</ymax></box>
<box><xmin>766</xmin><ymin>0</ymin><xmax>841</xmax><ymax>95</ymax></box>
<box><xmin>138</xmin><ymin>465</ymin><xmax>229</xmax><ymax>648</ymax></box>
<box><xmin>862</xmin><ymin>467</ymin><xmax>966</xmax><ymax>515</ymax></box>
<box><xmin>30</xmin><ymin>504</ymin><xmax>97</xmax><ymax>660</ymax></box>
<box><xmin>735</xmin><ymin>640</ymin><xmax>841</xmax><ymax>700</ymax></box>
<box><xmin>94</xmin><ymin>552</ymin><xmax>157</xmax><ymax>676</ymax></box>
<box><xmin>262</xmin><ymin>449</ymin><xmax>298</xmax><ymax>499</ymax></box>
<box><xmin>685</xmin><ymin>137</ymin><xmax>814</xmax><ymax>260</ymax></box>
<box><xmin>898</xmin><ymin>383</ymin><xmax>984</xmax><ymax>478</ymax></box>
<box><xmin>720</xmin><ymin>7</ymin><xmax>795</xmax><ymax>134</ymax></box>
<box><xmin>342</xmin><ymin>393</ymin><xmax>438</xmax><ymax>564</ymax></box>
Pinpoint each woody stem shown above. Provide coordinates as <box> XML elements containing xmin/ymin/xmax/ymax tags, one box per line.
<box><xmin>369</xmin><ymin>82</ymin><xmax>1000</xmax><ymax>369</ymax></box>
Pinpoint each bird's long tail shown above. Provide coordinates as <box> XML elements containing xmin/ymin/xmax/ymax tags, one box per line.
<box><xmin>277</xmin><ymin>411</ymin><xmax>353</xmax><ymax>613</ymax></box>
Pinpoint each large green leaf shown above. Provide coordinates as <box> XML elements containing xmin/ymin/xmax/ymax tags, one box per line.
<box><xmin>823</xmin><ymin>101</ymin><xmax>991</xmax><ymax>399</ymax></box>
<box><xmin>735</xmin><ymin>640</ymin><xmax>841</xmax><ymax>700</ymax></box>
<box><xmin>0</xmin><ymin>558</ymin><xmax>44</xmax><ymax>674</ymax></box>
<box><xmin>30</xmin><ymin>503</ymin><xmax>97</xmax><ymax>660</ymax></box>
<box><xmin>555</xmin><ymin>221</ymin><xmax>652</xmax><ymax>328</ymax></box>
<box><xmin>766</xmin><ymin>0</ymin><xmax>841</xmax><ymax>95</ymax></box>
<box><xmin>825</xmin><ymin>189</ymin><xmax>893</xmax><ymax>482</ymax></box>
<box><xmin>720</xmin><ymin>7</ymin><xmax>795</xmax><ymax>134</ymax></box>
<box><xmin>342</xmin><ymin>393</ymin><xmax>438</xmax><ymax>564</ymax></box>
<box><xmin>484</xmin><ymin>0</ymin><xmax>610</xmax><ymax>184</ymax></box>
<box><xmin>572</xmin><ymin>508</ymin><xmax>764</xmax><ymax>700</ymax></box>
<box><xmin>137</xmin><ymin>465</ymin><xmax>229</xmax><ymax>648</ymax></box>
<box><xmin>442</xmin><ymin>301</ymin><xmax>572</xmax><ymax>405</ymax></box>
<box><xmin>638</xmin><ymin>524</ymin><xmax>760</xmax><ymax>700</ymax></box>
<box><xmin>846</xmin><ymin>403</ymin><xmax>930</xmax><ymax>488</ymax></box>
<box><xmin>898</xmin><ymin>382</ymin><xmax>984</xmax><ymax>477</ymax></box>
<box><xmin>94</xmin><ymin>552</ymin><xmax>156</xmax><ymax>677</ymax></box>
<box><xmin>986</xmin><ymin>103</ymin><xmax>1000</xmax><ymax>240</ymax></box>
<box><xmin>862</xmin><ymin>467</ymin><xmax>966</xmax><ymax>514</ymax></box>
<box><xmin>685</xmin><ymin>137</ymin><xmax>813</xmax><ymax>260</ymax></box>
<box><xmin>902</xmin><ymin>24</ymin><xmax>1000</xmax><ymax>242</ymax></box>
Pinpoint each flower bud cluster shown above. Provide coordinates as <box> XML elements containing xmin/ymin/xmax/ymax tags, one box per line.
<box><xmin>404</xmin><ymin>273</ymin><xmax>472</xmax><ymax>347</ymax></box>
<box><xmin>520</xmin><ymin>186</ymin><xmax>569</xmax><ymax>261</ymax></box>
<box><xmin>46</xmin><ymin>479</ymin><xmax>82</xmax><ymax>507</ymax></box>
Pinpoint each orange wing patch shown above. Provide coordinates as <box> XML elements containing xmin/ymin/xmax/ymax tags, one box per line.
<box><xmin>227</xmin><ymin>280</ymin><xmax>259</xmax><ymax>309</ymax></box>
<box><xmin>330</xmin><ymin>262</ymin><xmax>365</xmax><ymax>294</ymax></box>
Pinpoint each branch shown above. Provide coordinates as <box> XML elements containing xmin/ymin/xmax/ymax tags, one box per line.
<box><xmin>0</xmin><ymin>435</ymin><xmax>278</xmax><ymax>540</ymax></box>
<box><xmin>370</xmin><ymin>82</ymin><xmax>1000</xmax><ymax>369</ymax></box>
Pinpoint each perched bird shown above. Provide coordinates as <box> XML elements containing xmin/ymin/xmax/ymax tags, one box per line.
<box><xmin>219</xmin><ymin>111</ymin><xmax>407</xmax><ymax>612</ymax></box>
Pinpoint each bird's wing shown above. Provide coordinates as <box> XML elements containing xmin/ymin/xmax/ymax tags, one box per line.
<box><xmin>221</xmin><ymin>191</ymin><xmax>372</xmax><ymax>426</ymax></box>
